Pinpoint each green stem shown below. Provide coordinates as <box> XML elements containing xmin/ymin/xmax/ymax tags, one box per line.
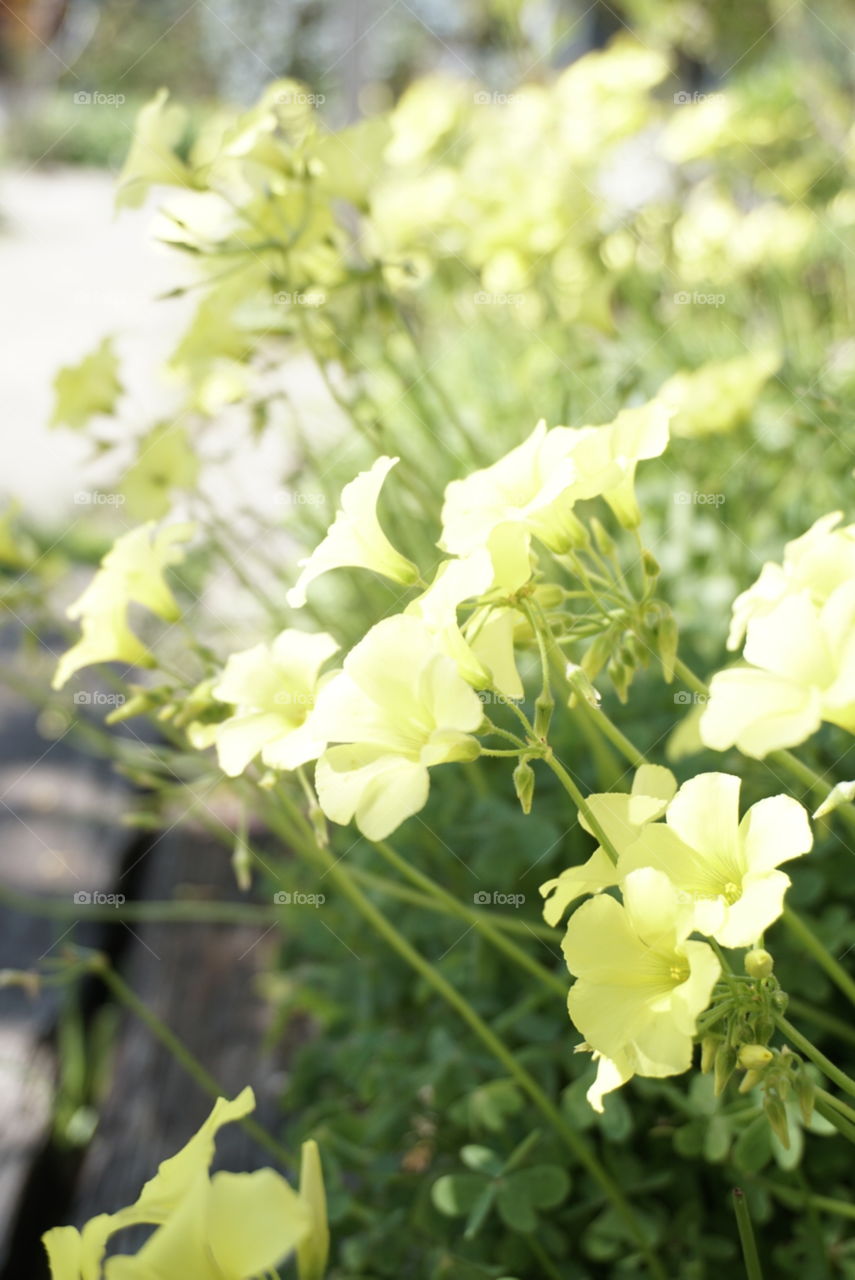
<box><xmin>814</xmin><ymin>1093</ymin><xmax>855</xmax><ymax>1143</ymax></box>
<box><xmin>541</xmin><ymin>751</ymin><xmax>622</xmax><ymax>866</ymax></box>
<box><xmin>782</xmin><ymin>907</ymin><xmax>855</xmax><ymax>1007</ymax></box>
<box><xmin>733</xmin><ymin>1188</ymin><xmax>764</xmax><ymax>1280</ymax></box>
<box><xmin>263</xmin><ymin>798</ymin><xmax>666</xmax><ymax>1279</ymax></box>
<box><xmin>787</xmin><ymin>997</ymin><xmax>855</xmax><ymax>1049</ymax></box>
<box><xmin>773</xmin><ymin>1013</ymin><xmax>855</xmax><ymax>1098</ymax></box>
<box><xmin>816</xmin><ymin>1086</ymin><xmax>855</xmax><ymax>1128</ymax></box>
<box><xmin>372</xmin><ymin>839</ymin><xmax>566</xmax><ymax>998</ymax></box>
<box><xmin>755</xmin><ymin>1177</ymin><xmax>855</xmax><ymax>1221</ymax></box>
<box><xmin>90</xmin><ymin>955</ymin><xmax>293</xmax><ymax>1166</ymax></box>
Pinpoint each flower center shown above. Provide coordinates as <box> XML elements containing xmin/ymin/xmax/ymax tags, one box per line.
<box><xmin>669</xmin><ymin>961</ymin><xmax>690</xmax><ymax>984</ymax></box>
<box><xmin>722</xmin><ymin>880</ymin><xmax>742</xmax><ymax>905</ymax></box>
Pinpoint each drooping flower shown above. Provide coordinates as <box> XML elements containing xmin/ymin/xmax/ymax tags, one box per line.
<box><xmin>619</xmin><ymin>772</ymin><xmax>812</xmax><ymax>946</ymax></box>
<box><xmin>312</xmin><ymin>615</ymin><xmax>483</xmax><ymax>839</ymax></box>
<box><xmin>212</xmin><ymin>629</ymin><xmax>338</xmax><ymax>776</ymax></box>
<box><xmin>42</xmin><ymin>1087</ymin><xmax>327</xmax><ymax>1280</ymax></box>
<box><xmin>658</xmin><ymin>350</ymin><xmax>779</xmax><ymax>439</ymax></box>
<box><xmin>405</xmin><ymin>549</ymin><xmax>523</xmax><ymax>698</ymax></box>
<box><xmin>558</xmin><ymin>398</ymin><xmax>671</xmax><ymax>528</ymax></box>
<box><xmin>53</xmin><ymin>522</ymin><xmax>194</xmax><ymax>690</ymax></box>
<box><xmin>540</xmin><ymin>764</ymin><xmax>676</xmax><ymax>926</ymax></box>
<box><xmin>562</xmin><ymin>867</ymin><xmax>720</xmax><ymax>1111</ymax></box>
<box><xmin>286</xmin><ymin>456</ymin><xmax>419</xmax><ymax>608</ymax></box>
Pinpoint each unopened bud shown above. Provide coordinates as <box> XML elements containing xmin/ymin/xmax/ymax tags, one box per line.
<box><xmin>565</xmin><ymin>663</ymin><xmax>602</xmax><ymax>708</ymax></box>
<box><xmin>796</xmin><ymin>1072</ymin><xmax>816</xmax><ymax>1125</ymax></box>
<box><xmin>700</xmin><ymin>1036</ymin><xmax>719</xmax><ymax>1074</ymax></box>
<box><xmin>739</xmin><ymin>1068</ymin><xmax>765</xmax><ymax>1094</ymax></box>
<box><xmin>714</xmin><ymin>1043</ymin><xmax>737</xmax><ymax>1096</ymax></box>
<box><xmin>641</xmin><ymin>550</ymin><xmax>660</xmax><ymax>582</ymax></box>
<box><xmin>764</xmin><ymin>1095</ymin><xmax>791</xmax><ymax>1149</ymax></box>
<box><xmin>745</xmin><ymin>948</ymin><xmax>774</xmax><ymax>979</ymax></box>
<box><xmin>513</xmin><ymin>759</ymin><xmax>535</xmax><ymax>815</ymax></box>
<box><xmin>590</xmin><ymin>517</ymin><xmax>616</xmax><ymax>560</ymax></box>
<box><xmin>739</xmin><ymin>1044</ymin><xmax>774</xmax><ymax>1071</ymax></box>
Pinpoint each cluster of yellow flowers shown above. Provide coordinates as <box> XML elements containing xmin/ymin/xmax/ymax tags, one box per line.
<box><xmin>541</xmin><ymin>766</ymin><xmax>812</xmax><ymax>1110</ymax></box>
<box><xmin>43</xmin><ymin>1088</ymin><xmax>328</xmax><ymax>1279</ymax></box>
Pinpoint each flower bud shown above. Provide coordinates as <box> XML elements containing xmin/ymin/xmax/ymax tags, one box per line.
<box><xmin>513</xmin><ymin>759</ymin><xmax>535</xmax><ymax>815</ymax></box>
<box><xmin>744</xmin><ymin>948</ymin><xmax>774</xmax><ymax>979</ymax></box>
<box><xmin>796</xmin><ymin>1072</ymin><xmax>816</xmax><ymax>1125</ymax></box>
<box><xmin>739</xmin><ymin>1068</ymin><xmax>765</xmax><ymax>1094</ymax></box>
<box><xmin>700</xmin><ymin>1036</ymin><xmax>719</xmax><ymax>1074</ymax></box>
<box><xmin>739</xmin><ymin>1044</ymin><xmax>774</xmax><ymax>1071</ymax></box>
<box><xmin>764</xmin><ymin>1095</ymin><xmax>791</xmax><ymax>1149</ymax></box>
<box><xmin>714</xmin><ymin>1043</ymin><xmax>737</xmax><ymax>1096</ymax></box>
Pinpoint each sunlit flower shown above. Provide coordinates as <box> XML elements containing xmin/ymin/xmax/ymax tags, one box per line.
<box><xmin>50</xmin><ymin>337</ymin><xmax>123</xmax><ymax>431</ymax></box>
<box><xmin>438</xmin><ymin>401</ymin><xmax>670</xmax><ymax>592</ymax></box>
<box><xmin>53</xmin><ymin>523</ymin><xmax>194</xmax><ymax>690</ymax></box>
<box><xmin>563</xmin><ymin>868</ymin><xmax>720</xmax><ymax>1111</ymax></box>
<box><xmin>659</xmin><ymin>350</ymin><xmax>779</xmax><ymax>439</ymax></box>
<box><xmin>116</xmin><ymin>88</ymin><xmax>194</xmax><ymax>210</ymax></box>
<box><xmin>286</xmin><ymin>456</ymin><xmax>419</xmax><ymax>608</ymax></box>
<box><xmin>540</xmin><ymin>764</ymin><xmax>676</xmax><ymax>926</ymax></box>
<box><xmin>42</xmin><ymin>1087</ymin><xmax>326</xmax><ymax>1280</ymax></box>
<box><xmin>212</xmin><ymin>629</ymin><xmax>338</xmax><ymax>776</ymax></box>
<box><xmin>312</xmin><ymin>615</ymin><xmax>483</xmax><ymax>839</ymax></box>
<box><xmin>619</xmin><ymin>772</ymin><xmax>812</xmax><ymax>946</ymax></box>
<box><xmin>701</xmin><ymin>584</ymin><xmax>855</xmax><ymax>756</ymax></box>
<box><xmin>405</xmin><ymin>549</ymin><xmax>523</xmax><ymax>698</ymax></box>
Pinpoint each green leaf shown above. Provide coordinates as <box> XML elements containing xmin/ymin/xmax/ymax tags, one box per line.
<box><xmin>496</xmin><ymin>1183</ymin><xmax>538</xmax><ymax>1233</ymax></box>
<box><xmin>461</xmin><ymin>1144</ymin><xmax>503</xmax><ymax>1176</ymax></box>
<box><xmin>506</xmin><ymin>1164</ymin><xmax>570</xmax><ymax>1209</ymax></box>
<box><xmin>733</xmin><ymin>1115</ymin><xmax>772</xmax><ymax>1174</ymax></box>
<box><xmin>432</xmin><ymin>1173</ymin><xmax>486</xmax><ymax>1218</ymax></box>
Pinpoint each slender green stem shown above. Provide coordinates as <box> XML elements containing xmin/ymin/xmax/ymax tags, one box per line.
<box><xmin>814</xmin><ymin>1093</ymin><xmax>855</xmax><ymax>1143</ymax></box>
<box><xmin>816</xmin><ymin>1086</ymin><xmax>855</xmax><ymax>1128</ymax></box>
<box><xmin>733</xmin><ymin>1188</ymin><xmax>764</xmax><ymax>1280</ymax></box>
<box><xmin>782</xmin><ymin>908</ymin><xmax>855</xmax><ymax>1007</ymax></box>
<box><xmin>755</xmin><ymin>1178</ymin><xmax>855</xmax><ymax>1221</ymax></box>
<box><xmin>788</xmin><ymin>997</ymin><xmax>855</xmax><ymax>1049</ymax></box>
<box><xmin>541</xmin><ymin>751</ymin><xmax>622</xmax><ymax>866</ymax></box>
<box><xmin>372</xmin><ymin>839</ymin><xmax>566</xmax><ymax>998</ymax></box>
<box><xmin>263</xmin><ymin>796</ymin><xmax>667</xmax><ymax>1279</ymax></box>
<box><xmin>90</xmin><ymin>955</ymin><xmax>293</xmax><ymax>1167</ymax></box>
<box><xmin>773</xmin><ymin>1013</ymin><xmax>855</xmax><ymax>1098</ymax></box>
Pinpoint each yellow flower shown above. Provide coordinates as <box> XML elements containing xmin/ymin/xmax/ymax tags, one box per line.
<box><xmin>619</xmin><ymin>772</ymin><xmax>812</xmax><ymax>946</ymax></box>
<box><xmin>121</xmin><ymin>423</ymin><xmax>200</xmax><ymax>520</ymax></box>
<box><xmin>212</xmin><ymin>629</ymin><xmax>338</xmax><ymax>776</ymax></box>
<box><xmin>287</xmin><ymin>457</ymin><xmax>419</xmax><ymax>608</ymax></box>
<box><xmin>50</xmin><ymin>337</ymin><xmax>123</xmax><ymax>431</ymax></box>
<box><xmin>53</xmin><ymin>523</ymin><xmax>194</xmax><ymax>690</ymax></box>
<box><xmin>659</xmin><ymin>350</ymin><xmax>779</xmax><ymax>439</ymax></box>
<box><xmin>405</xmin><ymin>550</ymin><xmax>523</xmax><ymax>698</ymax></box>
<box><xmin>42</xmin><ymin>1088</ymin><xmax>327</xmax><ymax>1280</ymax></box>
<box><xmin>116</xmin><ymin>88</ymin><xmax>194</xmax><ymax>210</ymax></box>
<box><xmin>313</xmin><ymin>616</ymin><xmax>483</xmax><ymax>839</ymax></box>
<box><xmin>562</xmin><ymin>868</ymin><xmax>720</xmax><ymax>1111</ymax></box>
<box><xmin>540</xmin><ymin>764</ymin><xmax>676</xmax><ymax>926</ymax></box>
